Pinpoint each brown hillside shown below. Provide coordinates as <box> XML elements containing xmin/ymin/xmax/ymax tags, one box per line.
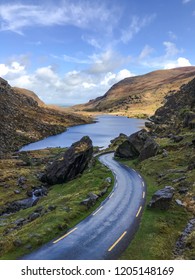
<box><xmin>74</xmin><ymin>66</ymin><xmax>195</xmax><ymax>117</ymax></box>
<box><xmin>13</xmin><ymin>87</ymin><xmax>45</xmax><ymax>107</ymax></box>
<box><xmin>0</xmin><ymin>78</ymin><xmax>91</xmax><ymax>155</ymax></box>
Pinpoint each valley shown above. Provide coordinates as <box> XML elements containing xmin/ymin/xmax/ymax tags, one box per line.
<box><xmin>0</xmin><ymin>68</ymin><xmax>195</xmax><ymax>260</ymax></box>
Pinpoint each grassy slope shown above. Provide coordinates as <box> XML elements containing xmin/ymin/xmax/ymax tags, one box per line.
<box><xmin>118</xmin><ymin>134</ymin><xmax>195</xmax><ymax>260</ymax></box>
<box><xmin>0</xmin><ymin>149</ymin><xmax>113</xmax><ymax>259</ymax></box>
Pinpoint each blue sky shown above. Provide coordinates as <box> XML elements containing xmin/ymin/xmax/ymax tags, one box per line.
<box><xmin>0</xmin><ymin>0</ymin><xmax>194</xmax><ymax>105</ymax></box>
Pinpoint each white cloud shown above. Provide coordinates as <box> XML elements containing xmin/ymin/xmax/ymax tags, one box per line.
<box><xmin>0</xmin><ymin>61</ymin><xmax>25</xmax><ymax>78</ymax></box>
<box><xmin>137</xmin><ymin>40</ymin><xmax>192</xmax><ymax>71</ymax></box>
<box><xmin>82</xmin><ymin>35</ymin><xmax>102</xmax><ymax>49</ymax></box>
<box><xmin>100</xmin><ymin>69</ymin><xmax>134</xmax><ymax>87</ymax></box>
<box><xmin>88</xmin><ymin>49</ymin><xmax>131</xmax><ymax>74</ymax></box>
<box><xmin>63</xmin><ymin>54</ymin><xmax>90</xmax><ymax>64</ymax></box>
<box><xmin>120</xmin><ymin>14</ymin><xmax>156</xmax><ymax>43</ymax></box>
<box><xmin>164</xmin><ymin>57</ymin><xmax>192</xmax><ymax>69</ymax></box>
<box><xmin>0</xmin><ymin>0</ymin><xmax>118</xmax><ymax>34</ymax></box>
<box><xmin>82</xmin><ymin>82</ymin><xmax>96</xmax><ymax>89</ymax></box>
<box><xmin>139</xmin><ymin>45</ymin><xmax>154</xmax><ymax>60</ymax></box>
<box><xmin>163</xmin><ymin>41</ymin><xmax>180</xmax><ymax>57</ymax></box>
<box><xmin>0</xmin><ymin>59</ymin><xmax>134</xmax><ymax>104</ymax></box>
<box><xmin>116</xmin><ymin>69</ymin><xmax>134</xmax><ymax>81</ymax></box>
<box><xmin>182</xmin><ymin>0</ymin><xmax>191</xmax><ymax>4</ymax></box>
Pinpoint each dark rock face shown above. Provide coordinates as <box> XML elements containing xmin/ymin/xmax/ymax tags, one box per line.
<box><xmin>148</xmin><ymin>77</ymin><xmax>195</xmax><ymax>136</ymax></box>
<box><xmin>41</xmin><ymin>136</ymin><xmax>93</xmax><ymax>185</ymax></box>
<box><xmin>115</xmin><ymin>129</ymin><xmax>159</xmax><ymax>160</ymax></box>
<box><xmin>115</xmin><ymin>139</ymin><xmax>139</xmax><ymax>159</ymax></box>
<box><xmin>148</xmin><ymin>186</ymin><xmax>175</xmax><ymax>210</ymax></box>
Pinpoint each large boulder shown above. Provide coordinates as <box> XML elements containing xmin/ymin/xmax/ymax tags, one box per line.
<box><xmin>148</xmin><ymin>186</ymin><xmax>175</xmax><ymax>210</ymax></box>
<box><xmin>115</xmin><ymin>129</ymin><xmax>159</xmax><ymax>160</ymax></box>
<box><xmin>41</xmin><ymin>136</ymin><xmax>93</xmax><ymax>185</ymax></box>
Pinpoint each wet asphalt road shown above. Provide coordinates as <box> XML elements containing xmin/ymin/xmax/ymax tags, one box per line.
<box><xmin>21</xmin><ymin>152</ymin><xmax>146</xmax><ymax>260</ymax></box>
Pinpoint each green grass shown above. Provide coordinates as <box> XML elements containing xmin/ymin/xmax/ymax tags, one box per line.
<box><xmin>120</xmin><ymin>174</ymin><xmax>189</xmax><ymax>260</ymax></box>
<box><xmin>118</xmin><ymin>134</ymin><xmax>195</xmax><ymax>260</ymax></box>
<box><xmin>0</xmin><ymin>150</ymin><xmax>114</xmax><ymax>260</ymax></box>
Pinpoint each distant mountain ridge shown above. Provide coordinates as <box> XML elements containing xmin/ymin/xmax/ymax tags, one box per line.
<box><xmin>74</xmin><ymin>66</ymin><xmax>195</xmax><ymax>117</ymax></box>
<box><xmin>0</xmin><ymin>78</ymin><xmax>91</xmax><ymax>155</ymax></box>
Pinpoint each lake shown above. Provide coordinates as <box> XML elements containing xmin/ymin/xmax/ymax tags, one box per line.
<box><xmin>20</xmin><ymin>115</ymin><xmax>146</xmax><ymax>151</ymax></box>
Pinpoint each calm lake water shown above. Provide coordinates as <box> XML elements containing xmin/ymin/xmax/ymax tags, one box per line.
<box><xmin>20</xmin><ymin>115</ymin><xmax>146</xmax><ymax>151</ymax></box>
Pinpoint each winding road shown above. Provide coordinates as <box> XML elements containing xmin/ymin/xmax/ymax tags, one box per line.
<box><xmin>21</xmin><ymin>152</ymin><xmax>146</xmax><ymax>260</ymax></box>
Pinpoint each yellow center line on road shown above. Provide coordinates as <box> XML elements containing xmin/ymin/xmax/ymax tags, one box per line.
<box><xmin>108</xmin><ymin>231</ymin><xmax>127</xmax><ymax>252</ymax></box>
<box><xmin>53</xmin><ymin>227</ymin><xmax>78</xmax><ymax>244</ymax></box>
<box><xmin>136</xmin><ymin>206</ymin><xmax>142</xmax><ymax>218</ymax></box>
<box><xmin>93</xmin><ymin>206</ymin><xmax>103</xmax><ymax>216</ymax></box>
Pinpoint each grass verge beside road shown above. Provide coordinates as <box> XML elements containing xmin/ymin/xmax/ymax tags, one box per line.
<box><xmin>0</xmin><ymin>149</ymin><xmax>113</xmax><ymax>259</ymax></box>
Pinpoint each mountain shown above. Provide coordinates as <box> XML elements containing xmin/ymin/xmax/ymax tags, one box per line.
<box><xmin>0</xmin><ymin>78</ymin><xmax>91</xmax><ymax>155</ymax></box>
<box><xmin>13</xmin><ymin>87</ymin><xmax>45</xmax><ymax>107</ymax></box>
<box><xmin>112</xmin><ymin>76</ymin><xmax>195</xmax><ymax>259</ymax></box>
<box><xmin>74</xmin><ymin>66</ymin><xmax>195</xmax><ymax>117</ymax></box>
<box><xmin>148</xmin><ymin>76</ymin><xmax>195</xmax><ymax>135</ymax></box>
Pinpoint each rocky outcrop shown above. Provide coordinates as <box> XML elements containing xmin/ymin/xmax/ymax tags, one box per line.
<box><xmin>41</xmin><ymin>136</ymin><xmax>93</xmax><ymax>185</ymax></box>
<box><xmin>115</xmin><ymin>129</ymin><xmax>159</xmax><ymax>161</ymax></box>
<box><xmin>0</xmin><ymin>186</ymin><xmax>48</xmax><ymax>216</ymax></box>
<box><xmin>149</xmin><ymin>77</ymin><xmax>195</xmax><ymax>136</ymax></box>
<box><xmin>148</xmin><ymin>186</ymin><xmax>175</xmax><ymax>210</ymax></box>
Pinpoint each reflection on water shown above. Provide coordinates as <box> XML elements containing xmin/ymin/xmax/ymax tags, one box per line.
<box><xmin>20</xmin><ymin>115</ymin><xmax>146</xmax><ymax>151</ymax></box>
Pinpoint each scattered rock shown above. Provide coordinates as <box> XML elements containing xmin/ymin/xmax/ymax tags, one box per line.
<box><xmin>98</xmin><ymin>187</ymin><xmax>108</xmax><ymax>197</ymax></box>
<box><xmin>105</xmin><ymin>177</ymin><xmax>112</xmax><ymax>184</ymax></box>
<box><xmin>188</xmin><ymin>156</ymin><xmax>195</xmax><ymax>170</ymax></box>
<box><xmin>17</xmin><ymin>176</ymin><xmax>27</xmax><ymax>186</ymax></box>
<box><xmin>172</xmin><ymin>176</ymin><xmax>186</xmax><ymax>183</ymax></box>
<box><xmin>175</xmin><ymin>199</ymin><xmax>184</xmax><ymax>206</ymax></box>
<box><xmin>1</xmin><ymin>196</ymin><xmax>39</xmax><ymax>216</ymax></box>
<box><xmin>14</xmin><ymin>189</ymin><xmax>21</xmax><ymax>194</ymax></box>
<box><xmin>162</xmin><ymin>149</ymin><xmax>169</xmax><ymax>157</ymax></box>
<box><xmin>148</xmin><ymin>186</ymin><xmax>175</xmax><ymax>210</ymax></box>
<box><xmin>178</xmin><ymin>187</ymin><xmax>188</xmax><ymax>194</ymax></box>
<box><xmin>48</xmin><ymin>205</ymin><xmax>57</xmax><ymax>211</ymax></box>
<box><xmin>58</xmin><ymin>224</ymin><xmax>68</xmax><ymax>231</ymax></box>
<box><xmin>26</xmin><ymin>190</ymin><xmax>33</xmax><ymax>197</ymax></box>
<box><xmin>172</xmin><ymin>135</ymin><xmax>184</xmax><ymax>143</ymax></box>
<box><xmin>13</xmin><ymin>239</ymin><xmax>22</xmax><ymax>247</ymax></box>
<box><xmin>174</xmin><ymin>218</ymin><xmax>195</xmax><ymax>257</ymax></box>
<box><xmin>33</xmin><ymin>186</ymin><xmax>48</xmax><ymax>197</ymax></box>
<box><xmin>28</xmin><ymin>212</ymin><xmax>40</xmax><ymax>222</ymax></box>
<box><xmin>41</xmin><ymin>136</ymin><xmax>93</xmax><ymax>185</ymax></box>
<box><xmin>14</xmin><ymin>218</ymin><xmax>26</xmax><ymax>227</ymax></box>
<box><xmin>80</xmin><ymin>192</ymin><xmax>99</xmax><ymax>208</ymax></box>
<box><xmin>145</xmin><ymin>121</ymin><xmax>155</xmax><ymax>129</ymax></box>
<box><xmin>34</xmin><ymin>206</ymin><xmax>44</xmax><ymax>213</ymax></box>
<box><xmin>115</xmin><ymin>129</ymin><xmax>159</xmax><ymax>161</ymax></box>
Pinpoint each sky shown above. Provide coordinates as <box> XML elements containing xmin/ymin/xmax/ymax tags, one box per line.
<box><xmin>0</xmin><ymin>0</ymin><xmax>194</xmax><ymax>105</ymax></box>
